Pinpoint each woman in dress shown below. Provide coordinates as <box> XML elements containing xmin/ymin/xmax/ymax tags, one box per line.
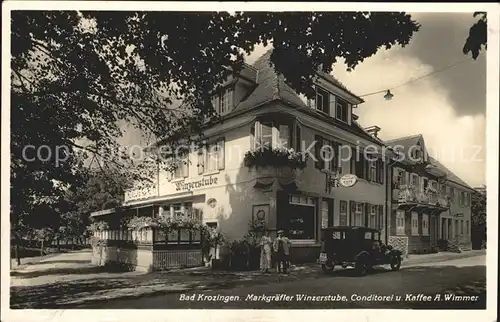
<box><xmin>259</xmin><ymin>230</ymin><xmax>272</xmax><ymax>274</ymax></box>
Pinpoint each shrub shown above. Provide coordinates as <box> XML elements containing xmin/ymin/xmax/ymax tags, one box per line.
<box><xmin>243</xmin><ymin>146</ymin><xmax>308</xmax><ymax>170</ymax></box>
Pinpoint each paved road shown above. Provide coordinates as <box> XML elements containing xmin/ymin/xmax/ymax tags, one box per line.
<box><xmin>81</xmin><ymin>255</ymin><xmax>486</xmax><ymax>309</ymax></box>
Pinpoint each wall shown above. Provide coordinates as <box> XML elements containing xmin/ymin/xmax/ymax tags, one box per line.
<box><xmin>440</xmin><ymin>182</ymin><xmax>472</xmax><ymax>246</ymax></box>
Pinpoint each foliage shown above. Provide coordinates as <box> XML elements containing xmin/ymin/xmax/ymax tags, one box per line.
<box><xmin>463</xmin><ymin>12</ymin><xmax>487</xmax><ymax>60</ymax></box>
<box><xmin>471</xmin><ymin>190</ymin><xmax>486</xmax><ymax>227</ymax></box>
<box><xmin>122</xmin><ymin>214</ymin><xmax>204</xmax><ymax>231</ymax></box>
<box><xmin>59</xmin><ymin>169</ymin><xmax>131</xmax><ymax>240</ymax></box>
<box><xmin>201</xmin><ymin>225</ymin><xmax>226</xmax><ymax>261</ymax></box>
<box><xmin>10</xmin><ymin>11</ymin><xmax>419</xmax><ymax>253</ymax></box>
<box><xmin>244</xmin><ymin>146</ymin><xmax>308</xmax><ymax>170</ymax></box>
<box><xmin>88</xmin><ymin>220</ymin><xmax>109</xmax><ymax>232</ymax></box>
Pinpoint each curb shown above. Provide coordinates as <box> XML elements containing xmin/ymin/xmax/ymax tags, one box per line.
<box><xmin>402</xmin><ymin>250</ymin><xmax>485</xmax><ymax>267</ymax></box>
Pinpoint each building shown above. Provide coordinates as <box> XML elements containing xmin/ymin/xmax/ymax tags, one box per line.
<box><xmin>91</xmin><ymin>50</ymin><xmax>391</xmax><ymax>269</ymax></box>
<box><xmin>385</xmin><ymin>134</ymin><xmax>474</xmax><ymax>255</ymax></box>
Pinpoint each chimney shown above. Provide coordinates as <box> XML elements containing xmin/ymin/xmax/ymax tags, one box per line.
<box><xmin>365</xmin><ymin>125</ymin><xmax>381</xmax><ymax>138</ymax></box>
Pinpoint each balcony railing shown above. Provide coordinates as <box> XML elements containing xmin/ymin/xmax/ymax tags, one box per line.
<box><xmin>394</xmin><ymin>184</ymin><xmax>450</xmax><ymax>208</ymax></box>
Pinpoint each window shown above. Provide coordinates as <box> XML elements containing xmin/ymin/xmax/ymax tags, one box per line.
<box><xmin>351</xmin><ymin>202</ymin><xmax>364</xmax><ymax>226</ymax></box>
<box><xmin>396</xmin><ymin>210</ymin><xmax>405</xmax><ymax>235</ymax></box>
<box><xmin>411</xmin><ymin>212</ymin><xmax>419</xmax><ymax>236</ymax></box>
<box><xmin>364</xmin><ymin>232</ymin><xmax>372</xmax><ymax>240</ymax></box>
<box><xmin>336</xmin><ymin>97</ymin><xmax>348</xmax><ymax>123</ymax></box>
<box><xmin>369</xmin><ymin>205</ymin><xmax>377</xmax><ymax>228</ymax></box>
<box><xmin>254</xmin><ymin>121</ymin><xmax>291</xmax><ymax>150</ymax></box>
<box><xmin>368</xmin><ymin>160</ymin><xmax>377</xmax><ymax>183</ymax></box>
<box><xmin>203</xmin><ymin>139</ymin><xmax>225</xmax><ymax>173</ymax></box>
<box><xmin>339</xmin><ymin>200</ymin><xmax>348</xmax><ymax>226</ymax></box>
<box><xmin>352</xmin><ymin>152</ymin><xmax>383</xmax><ymax>183</ymax></box>
<box><xmin>286</xmin><ymin>194</ymin><xmax>316</xmax><ymax>240</ymax></box>
<box><xmin>211</xmin><ymin>87</ymin><xmax>233</xmax><ymax>115</ymax></box>
<box><xmin>411</xmin><ymin>174</ymin><xmax>419</xmax><ymax>188</ymax></box>
<box><xmin>422</xmin><ymin>177</ymin><xmax>429</xmax><ymax>191</ymax></box>
<box><xmin>172</xmin><ymin>156</ymin><xmax>188</xmax><ymax>179</ymax></box>
<box><xmin>315</xmin><ymin>87</ymin><xmax>330</xmax><ymax>114</ymax></box>
<box><xmin>315</xmin><ymin>136</ymin><xmax>339</xmax><ymax>173</ymax></box>
<box><xmin>261</xmin><ymin>121</ymin><xmax>273</xmax><ymax>148</ymax></box>
<box><xmin>422</xmin><ymin>213</ymin><xmax>429</xmax><ymax>236</ymax></box>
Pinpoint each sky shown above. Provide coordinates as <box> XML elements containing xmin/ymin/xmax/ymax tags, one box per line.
<box><xmin>121</xmin><ymin>12</ymin><xmax>487</xmax><ymax>188</ymax></box>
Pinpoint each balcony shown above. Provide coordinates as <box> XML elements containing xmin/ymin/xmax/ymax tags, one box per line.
<box><xmin>393</xmin><ymin>184</ymin><xmax>450</xmax><ymax>208</ymax></box>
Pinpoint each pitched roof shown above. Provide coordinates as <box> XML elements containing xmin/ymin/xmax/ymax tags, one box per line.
<box><xmin>385</xmin><ymin>134</ymin><xmax>423</xmax><ymax>160</ymax></box>
<box><xmin>427</xmin><ymin>156</ymin><xmax>473</xmax><ymax>190</ymax></box>
<box><xmin>230</xmin><ymin>49</ymin><xmax>383</xmax><ymax>145</ymax></box>
<box><xmin>385</xmin><ymin>134</ymin><xmax>473</xmax><ymax>190</ymax></box>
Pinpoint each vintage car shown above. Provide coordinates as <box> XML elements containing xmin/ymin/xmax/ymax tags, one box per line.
<box><xmin>318</xmin><ymin>226</ymin><xmax>402</xmax><ymax>276</ymax></box>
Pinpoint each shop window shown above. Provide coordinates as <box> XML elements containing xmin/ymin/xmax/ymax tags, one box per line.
<box><xmin>422</xmin><ymin>213</ymin><xmax>429</xmax><ymax>236</ymax></box>
<box><xmin>411</xmin><ymin>212</ymin><xmax>419</xmax><ymax>236</ymax></box>
<box><xmin>396</xmin><ymin>210</ymin><xmax>405</xmax><ymax>235</ymax></box>
<box><xmin>286</xmin><ymin>194</ymin><xmax>316</xmax><ymax>240</ymax></box>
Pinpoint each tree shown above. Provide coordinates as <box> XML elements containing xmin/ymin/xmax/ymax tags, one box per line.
<box><xmin>10</xmin><ymin>11</ymin><xmax>420</xmax><ymax>250</ymax></box>
<box><xmin>463</xmin><ymin>12</ymin><xmax>487</xmax><ymax>59</ymax></box>
<box><xmin>470</xmin><ymin>190</ymin><xmax>486</xmax><ymax>249</ymax></box>
<box><xmin>59</xmin><ymin>168</ymin><xmax>131</xmax><ymax>244</ymax></box>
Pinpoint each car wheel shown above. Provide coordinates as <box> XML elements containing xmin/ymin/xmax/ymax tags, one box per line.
<box><xmin>390</xmin><ymin>256</ymin><xmax>402</xmax><ymax>271</ymax></box>
<box><xmin>321</xmin><ymin>263</ymin><xmax>335</xmax><ymax>273</ymax></box>
<box><xmin>355</xmin><ymin>259</ymin><xmax>368</xmax><ymax>276</ymax></box>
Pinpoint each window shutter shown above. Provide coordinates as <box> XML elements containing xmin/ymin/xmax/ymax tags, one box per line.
<box><xmin>217</xmin><ymin>139</ymin><xmax>225</xmax><ymax>170</ymax></box>
<box><xmin>333</xmin><ymin>142</ymin><xmax>341</xmax><ymax>173</ymax></box>
<box><xmin>314</xmin><ymin>135</ymin><xmax>324</xmax><ymax>169</ymax></box>
<box><xmin>329</xmin><ymin>94</ymin><xmax>336</xmax><ymax>118</ymax></box>
<box><xmin>393</xmin><ymin>168</ymin><xmax>400</xmax><ymax>185</ymax></box>
<box><xmin>197</xmin><ymin>149</ymin><xmax>204</xmax><ymax>175</ymax></box>
<box><xmin>366</xmin><ymin>159</ymin><xmax>372</xmax><ymax>181</ymax></box>
<box><xmin>379</xmin><ymin>158</ymin><xmax>384</xmax><ymax>183</ymax></box>
<box><xmin>349</xmin><ymin>201</ymin><xmax>355</xmax><ymax>226</ymax></box>
<box><xmin>364</xmin><ymin>203</ymin><xmax>370</xmax><ymax>227</ymax></box>
<box><xmin>254</xmin><ymin>121</ymin><xmax>261</xmax><ymax>150</ymax></box>
<box><xmin>405</xmin><ymin>171</ymin><xmax>410</xmax><ymax>186</ymax></box>
<box><xmin>378</xmin><ymin>205</ymin><xmax>384</xmax><ymax>230</ymax></box>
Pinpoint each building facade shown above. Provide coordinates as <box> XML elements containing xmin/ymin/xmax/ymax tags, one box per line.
<box><xmin>94</xmin><ymin>50</ymin><xmax>392</xmax><ymax>265</ymax></box>
<box><xmin>91</xmin><ymin>50</ymin><xmax>474</xmax><ymax>270</ymax></box>
<box><xmin>385</xmin><ymin>135</ymin><xmax>474</xmax><ymax>255</ymax></box>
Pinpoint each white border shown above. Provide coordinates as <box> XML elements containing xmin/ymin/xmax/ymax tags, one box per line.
<box><xmin>2</xmin><ymin>2</ymin><xmax>499</xmax><ymax>322</ymax></box>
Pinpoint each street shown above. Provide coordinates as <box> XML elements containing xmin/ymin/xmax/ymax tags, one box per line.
<box><xmin>77</xmin><ymin>254</ymin><xmax>485</xmax><ymax>309</ymax></box>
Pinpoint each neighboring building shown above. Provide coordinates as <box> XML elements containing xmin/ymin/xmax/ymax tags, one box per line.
<box><xmin>385</xmin><ymin>134</ymin><xmax>474</xmax><ymax>255</ymax></box>
<box><xmin>92</xmin><ymin>49</ymin><xmax>391</xmax><ymax>266</ymax></box>
<box><xmin>474</xmin><ymin>185</ymin><xmax>486</xmax><ymax>196</ymax></box>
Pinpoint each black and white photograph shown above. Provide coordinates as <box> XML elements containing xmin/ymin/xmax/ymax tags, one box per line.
<box><xmin>2</xmin><ymin>2</ymin><xmax>498</xmax><ymax>321</ymax></box>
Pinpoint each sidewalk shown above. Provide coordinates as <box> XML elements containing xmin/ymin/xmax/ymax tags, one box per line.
<box><xmin>10</xmin><ymin>249</ymin><xmax>485</xmax><ymax>309</ymax></box>
<box><xmin>166</xmin><ymin>249</ymin><xmax>486</xmax><ymax>277</ymax></box>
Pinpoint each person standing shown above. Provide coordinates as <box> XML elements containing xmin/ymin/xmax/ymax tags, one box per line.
<box><xmin>259</xmin><ymin>230</ymin><xmax>272</xmax><ymax>274</ymax></box>
<box><xmin>273</xmin><ymin>230</ymin><xmax>291</xmax><ymax>274</ymax></box>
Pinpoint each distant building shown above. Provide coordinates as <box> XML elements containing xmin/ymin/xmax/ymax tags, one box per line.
<box><xmin>385</xmin><ymin>134</ymin><xmax>474</xmax><ymax>254</ymax></box>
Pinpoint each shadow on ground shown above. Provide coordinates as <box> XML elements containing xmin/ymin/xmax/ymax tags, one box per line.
<box><xmin>11</xmin><ymin>264</ymin><xmax>486</xmax><ymax>309</ymax></box>
<box><xmin>11</xmin><ymin>265</ymin><xmax>107</xmax><ymax>278</ymax></box>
